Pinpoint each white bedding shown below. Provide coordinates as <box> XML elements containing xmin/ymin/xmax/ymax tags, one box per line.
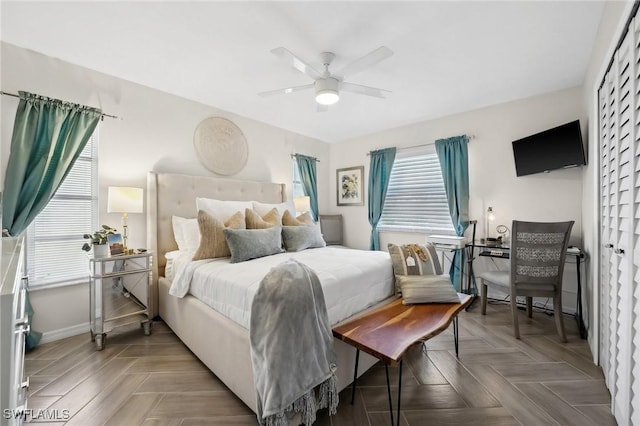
<box><xmin>169</xmin><ymin>247</ymin><xmax>394</xmax><ymax>329</ymax></box>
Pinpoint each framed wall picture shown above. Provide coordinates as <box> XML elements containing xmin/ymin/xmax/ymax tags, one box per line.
<box><xmin>107</xmin><ymin>233</ymin><xmax>124</xmax><ymax>255</ymax></box>
<box><xmin>337</xmin><ymin>166</ymin><xmax>364</xmax><ymax>206</ymax></box>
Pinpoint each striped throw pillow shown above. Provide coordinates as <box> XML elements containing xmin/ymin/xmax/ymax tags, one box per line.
<box><xmin>387</xmin><ymin>243</ymin><xmax>442</xmax><ymax>294</ymax></box>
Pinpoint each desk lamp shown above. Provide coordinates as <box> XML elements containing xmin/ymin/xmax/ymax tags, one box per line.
<box><xmin>107</xmin><ymin>186</ymin><xmax>143</xmax><ymax>251</ymax></box>
<box><xmin>485</xmin><ymin>206</ymin><xmax>496</xmax><ymax>244</ymax></box>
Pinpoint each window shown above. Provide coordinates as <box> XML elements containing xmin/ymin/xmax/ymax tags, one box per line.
<box><xmin>378</xmin><ymin>145</ymin><xmax>454</xmax><ymax>234</ymax></box>
<box><xmin>292</xmin><ymin>160</ymin><xmax>305</xmax><ymax>198</ymax></box>
<box><xmin>26</xmin><ymin>131</ymin><xmax>98</xmax><ymax>288</ymax></box>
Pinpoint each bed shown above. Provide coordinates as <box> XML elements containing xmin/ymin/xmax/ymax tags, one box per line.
<box><xmin>146</xmin><ymin>171</ymin><xmax>394</xmax><ymax>413</ymax></box>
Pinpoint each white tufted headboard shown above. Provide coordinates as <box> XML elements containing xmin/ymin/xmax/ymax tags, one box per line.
<box><xmin>146</xmin><ymin>171</ymin><xmax>286</xmax><ymax>316</ymax></box>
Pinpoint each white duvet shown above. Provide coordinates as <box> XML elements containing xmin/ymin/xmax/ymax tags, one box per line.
<box><xmin>169</xmin><ymin>247</ymin><xmax>394</xmax><ymax>330</ymax></box>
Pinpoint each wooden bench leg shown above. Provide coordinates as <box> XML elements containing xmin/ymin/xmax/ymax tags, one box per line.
<box><xmin>351</xmin><ymin>349</ymin><xmax>360</xmax><ymax>405</ymax></box>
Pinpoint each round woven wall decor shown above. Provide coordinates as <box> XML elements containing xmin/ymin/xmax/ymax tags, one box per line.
<box><xmin>193</xmin><ymin>117</ymin><xmax>248</xmax><ymax>176</ymax></box>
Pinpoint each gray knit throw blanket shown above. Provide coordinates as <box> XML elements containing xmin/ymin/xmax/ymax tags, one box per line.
<box><xmin>250</xmin><ymin>259</ymin><xmax>339</xmax><ymax>426</ymax></box>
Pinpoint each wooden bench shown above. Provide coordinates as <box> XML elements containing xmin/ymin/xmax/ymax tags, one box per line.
<box><xmin>332</xmin><ymin>293</ymin><xmax>473</xmax><ymax>426</ymax></box>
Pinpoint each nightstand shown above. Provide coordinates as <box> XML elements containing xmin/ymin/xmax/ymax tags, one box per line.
<box><xmin>88</xmin><ymin>251</ymin><xmax>152</xmax><ymax>350</ymax></box>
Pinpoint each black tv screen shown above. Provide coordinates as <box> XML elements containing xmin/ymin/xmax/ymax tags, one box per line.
<box><xmin>512</xmin><ymin>120</ymin><xmax>586</xmax><ymax>177</ymax></box>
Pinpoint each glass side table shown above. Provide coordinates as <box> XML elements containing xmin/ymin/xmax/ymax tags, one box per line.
<box><xmin>88</xmin><ymin>251</ymin><xmax>153</xmax><ymax>350</ymax></box>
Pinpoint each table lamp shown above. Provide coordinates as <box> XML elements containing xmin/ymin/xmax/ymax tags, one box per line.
<box><xmin>107</xmin><ymin>186</ymin><xmax>143</xmax><ymax>251</ymax></box>
<box><xmin>294</xmin><ymin>196</ymin><xmax>311</xmax><ymax>215</ymax></box>
<box><xmin>485</xmin><ymin>206</ymin><xmax>496</xmax><ymax>244</ymax></box>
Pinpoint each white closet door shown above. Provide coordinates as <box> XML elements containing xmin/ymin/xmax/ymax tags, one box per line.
<box><xmin>630</xmin><ymin>17</ymin><xmax>640</xmax><ymax>425</ymax></box>
<box><xmin>599</xmin><ymin>69</ymin><xmax>614</xmax><ymax>403</ymax></box>
<box><xmin>598</xmin><ymin>13</ymin><xmax>640</xmax><ymax>426</ymax></box>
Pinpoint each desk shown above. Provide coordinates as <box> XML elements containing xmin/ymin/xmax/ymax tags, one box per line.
<box><xmin>465</xmin><ymin>242</ymin><xmax>586</xmax><ymax>339</ymax></box>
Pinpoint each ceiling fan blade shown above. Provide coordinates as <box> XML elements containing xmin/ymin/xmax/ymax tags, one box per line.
<box><xmin>258</xmin><ymin>84</ymin><xmax>314</xmax><ymax>97</ymax></box>
<box><xmin>335</xmin><ymin>46</ymin><xmax>393</xmax><ymax>78</ymax></box>
<box><xmin>271</xmin><ymin>47</ymin><xmax>322</xmax><ymax>81</ymax></box>
<box><xmin>340</xmin><ymin>82</ymin><xmax>390</xmax><ymax>98</ymax></box>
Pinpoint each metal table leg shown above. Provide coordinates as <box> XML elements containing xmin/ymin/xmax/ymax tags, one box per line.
<box><xmin>396</xmin><ymin>360</ymin><xmax>403</xmax><ymax>426</ymax></box>
<box><xmin>453</xmin><ymin>316</ymin><xmax>460</xmax><ymax>358</ymax></box>
<box><xmin>385</xmin><ymin>364</ymin><xmax>394</xmax><ymax>426</ymax></box>
<box><xmin>351</xmin><ymin>349</ymin><xmax>360</xmax><ymax>404</ymax></box>
<box><xmin>575</xmin><ymin>253</ymin><xmax>587</xmax><ymax>339</ymax></box>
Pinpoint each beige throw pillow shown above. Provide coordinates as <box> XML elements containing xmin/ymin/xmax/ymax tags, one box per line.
<box><xmin>245</xmin><ymin>208</ymin><xmax>280</xmax><ymax>229</ymax></box>
<box><xmin>282</xmin><ymin>210</ymin><xmax>314</xmax><ymax>226</ymax></box>
<box><xmin>192</xmin><ymin>210</ymin><xmax>245</xmax><ymax>260</ymax></box>
<box><xmin>397</xmin><ymin>275</ymin><xmax>460</xmax><ymax>304</ymax></box>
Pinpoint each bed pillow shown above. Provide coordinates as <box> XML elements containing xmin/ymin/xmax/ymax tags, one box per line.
<box><xmin>223</xmin><ymin>226</ymin><xmax>284</xmax><ymax>263</ymax></box>
<box><xmin>387</xmin><ymin>243</ymin><xmax>442</xmax><ymax>294</ymax></box>
<box><xmin>282</xmin><ymin>210</ymin><xmax>314</xmax><ymax>226</ymax></box>
<box><xmin>164</xmin><ymin>250</ymin><xmax>182</xmax><ymax>280</ymax></box>
<box><xmin>172</xmin><ymin>216</ymin><xmax>200</xmax><ymax>252</ymax></box>
<box><xmin>252</xmin><ymin>201</ymin><xmax>295</xmax><ymax>221</ymax></box>
<box><xmin>196</xmin><ymin>197</ymin><xmax>253</xmax><ymax>222</ymax></box>
<box><xmin>245</xmin><ymin>208</ymin><xmax>280</xmax><ymax>229</ymax></box>
<box><xmin>192</xmin><ymin>210</ymin><xmax>246</xmax><ymax>260</ymax></box>
<box><xmin>282</xmin><ymin>225</ymin><xmax>326</xmax><ymax>252</ymax></box>
<box><xmin>397</xmin><ymin>275</ymin><xmax>460</xmax><ymax>304</ymax></box>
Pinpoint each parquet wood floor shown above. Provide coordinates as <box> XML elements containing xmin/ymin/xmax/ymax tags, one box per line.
<box><xmin>24</xmin><ymin>300</ymin><xmax>616</xmax><ymax>425</ymax></box>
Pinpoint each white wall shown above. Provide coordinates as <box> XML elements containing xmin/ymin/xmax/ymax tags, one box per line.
<box><xmin>330</xmin><ymin>87</ymin><xmax>585</xmax><ymax>247</ymax></box>
<box><xmin>1</xmin><ymin>42</ymin><xmax>330</xmax><ymax>339</ymax></box>
<box><xmin>329</xmin><ymin>87</ymin><xmax>586</xmax><ymax>311</ymax></box>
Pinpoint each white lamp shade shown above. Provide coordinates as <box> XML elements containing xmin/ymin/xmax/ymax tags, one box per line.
<box><xmin>315</xmin><ymin>90</ymin><xmax>339</xmax><ymax>106</ymax></box>
<box><xmin>294</xmin><ymin>196</ymin><xmax>311</xmax><ymax>213</ymax></box>
<box><xmin>487</xmin><ymin>207</ymin><xmax>496</xmax><ymax>221</ymax></box>
<box><xmin>107</xmin><ymin>187</ymin><xmax>144</xmax><ymax>213</ymax></box>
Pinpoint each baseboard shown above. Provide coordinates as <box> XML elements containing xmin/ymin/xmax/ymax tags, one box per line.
<box><xmin>39</xmin><ymin>322</ymin><xmax>90</xmax><ymax>344</ymax></box>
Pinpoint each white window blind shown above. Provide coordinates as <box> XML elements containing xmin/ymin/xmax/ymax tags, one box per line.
<box><xmin>378</xmin><ymin>145</ymin><xmax>455</xmax><ymax>234</ymax></box>
<box><xmin>292</xmin><ymin>160</ymin><xmax>305</xmax><ymax>198</ymax></box>
<box><xmin>26</xmin><ymin>131</ymin><xmax>98</xmax><ymax>288</ymax></box>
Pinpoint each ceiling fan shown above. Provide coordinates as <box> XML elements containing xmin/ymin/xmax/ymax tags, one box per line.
<box><xmin>259</xmin><ymin>46</ymin><xmax>393</xmax><ymax>110</ymax></box>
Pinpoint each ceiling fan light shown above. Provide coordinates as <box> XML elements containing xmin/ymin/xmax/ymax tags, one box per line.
<box><xmin>315</xmin><ymin>77</ymin><xmax>340</xmax><ymax>105</ymax></box>
<box><xmin>316</xmin><ymin>90</ymin><xmax>339</xmax><ymax>105</ymax></box>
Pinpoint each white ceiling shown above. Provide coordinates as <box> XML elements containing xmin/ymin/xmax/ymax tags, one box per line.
<box><xmin>1</xmin><ymin>1</ymin><xmax>605</xmax><ymax>143</ymax></box>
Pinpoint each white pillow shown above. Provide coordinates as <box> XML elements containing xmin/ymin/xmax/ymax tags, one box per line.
<box><xmin>164</xmin><ymin>250</ymin><xmax>182</xmax><ymax>280</ymax></box>
<box><xmin>172</xmin><ymin>216</ymin><xmax>200</xmax><ymax>252</ymax></box>
<box><xmin>252</xmin><ymin>201</ymin><xmax>295</xmax><ymax>219</ymax></box>
<box><xmin>196</xmin><ymin>197</ymin><xmax>253</xmax><ymax>222</ymax></box>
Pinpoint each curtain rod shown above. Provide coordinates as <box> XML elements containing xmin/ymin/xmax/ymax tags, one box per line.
<box><xmin>1</xmin><ymin>91</ymin><xmax>120</xmax><ymax>121</ymax></box>
<box><xmin>366</xmin><ymin>134</ymin><xmax>475</xmax><ymax>156</ymax></box>
<box><xmin>290</xmin><ymin>153</ymin><xmax>320</xmax><ymax>162</ymax></box>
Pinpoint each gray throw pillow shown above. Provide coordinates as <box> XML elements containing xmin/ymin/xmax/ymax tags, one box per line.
<box><xmin>282</xmin><ymin>225</ymin><xmax>326</xmax><ymax>252</ymax></box>
<box><xmin>223</xmin><ymin>226</ymin><xmax>284</xmax><ymax>263</ymax></box>
<box><xmin>397</xmin><ymin>274</ymin><xmax>460</xmax><ymax>304</ymax></box>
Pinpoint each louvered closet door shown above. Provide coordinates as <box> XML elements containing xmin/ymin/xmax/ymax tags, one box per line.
<box><xmin>598</xmin><ymin>13</ymin><xmax>640</xmax><ymax>426</ymax></box>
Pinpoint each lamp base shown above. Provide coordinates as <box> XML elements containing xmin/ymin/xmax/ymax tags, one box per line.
<box><xmin>484</xmin><ymin>237</ymin><xmax>502</xmax><ymax>247</ymax></box>
<box><xmin>122</xmin><ymin>214</ymin><xmax>129</xmax><ymax>251</ymax></box>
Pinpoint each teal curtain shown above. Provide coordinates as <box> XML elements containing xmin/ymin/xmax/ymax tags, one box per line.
<box><xmin>368</xmin><ymin>147</ymin><xmax>396</xmax><ymax>250</ymax></box>
<box><xmin>3</xmin><ymin>91</ymin><xmax>102</xmax><ymax>236</ymax></box>
<box><xmin>2</xmin><ymin>91</ymin><xmax>102</xmax><ymax>349</ymax></box>
<box><xmin>294</xmin><ymin>154</ymin><xmax>319</xmax><ymax>221</ymax></box>
<box><xmin>435</xmin><ymin>135</ymin><xmax>470</xmax><ymax>290</ymax></box>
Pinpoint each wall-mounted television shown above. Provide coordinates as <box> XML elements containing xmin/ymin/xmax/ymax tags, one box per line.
<box><xmin>512</xmin><ymin>120</ymin><xmax>586</xmax><ymax>177</ymax></box>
